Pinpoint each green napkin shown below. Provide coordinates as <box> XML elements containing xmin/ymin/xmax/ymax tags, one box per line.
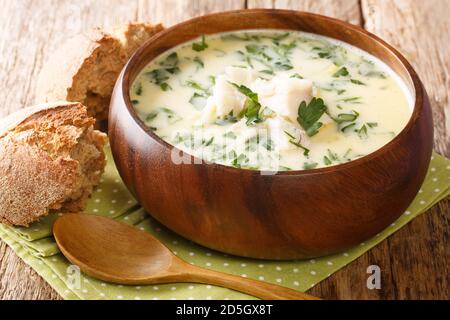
<box><xmin>0</xmin><ymin>148</ymin><xmax>448</xmax><ymax>300</ymax></box>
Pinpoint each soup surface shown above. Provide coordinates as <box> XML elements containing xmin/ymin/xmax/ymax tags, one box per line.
<box><xmin>131</xmin><ymin>30</ymin><xmax>412</xmax><ymax>171</ymax></box>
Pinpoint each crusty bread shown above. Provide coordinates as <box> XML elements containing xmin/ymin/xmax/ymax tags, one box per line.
<box><xmin>35</xmin><ymin>23</ymin><xmax>164</xmax><ymax>122</ymax></box>
<box><xmin>0</xmin><ymin>102</ymin><xmax>107</xmax><ymax>226</ymax></box>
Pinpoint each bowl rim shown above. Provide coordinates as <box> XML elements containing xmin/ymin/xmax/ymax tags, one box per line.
<box><xmin>119</xmin><ymin>8</ymin><xmax>425</xmax><ymax>176</ymax></box>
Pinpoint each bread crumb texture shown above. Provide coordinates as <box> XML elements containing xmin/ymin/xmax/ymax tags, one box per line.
<box><xmin>35</xmin><ymin>23</ymin><xmax>164</xmax><ymax>121</ymax></box>
<box><xmin>0</xmin><ymin>102</ymin><xmax>107</xmax><ymax>226</ymax></box>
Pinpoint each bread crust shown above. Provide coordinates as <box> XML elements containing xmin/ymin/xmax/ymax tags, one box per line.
<box><xmin>0</xmin><ymin>102</ymin><xmax>107</xmax><ymax>226</ymax></box>
<box><xmin>35</xmin><ymin>23</ymin><xmax>164</xmax><ymax>122</ymax></box>
<box><xmin>35</xmin><ymin>30</ymin><xmax>115</xmax><ymax>112</ymax></box>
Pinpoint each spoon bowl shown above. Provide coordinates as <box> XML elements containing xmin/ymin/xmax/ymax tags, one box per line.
<box><xmin>54</xmin><ymin>214</ymin><xmax>173</xmax><ymax>283</ymax></box>
<box><xmin>54</xmin><ymin>214</ymin><xmax>319</xmax><ymax>300</ymax></box>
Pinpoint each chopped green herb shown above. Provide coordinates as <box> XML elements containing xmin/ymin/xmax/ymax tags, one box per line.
<box><xmin>242</xmin><ymin>42</ymin><xmax>294</xmax><ymax>71</ymax></box>
<box><xmin>160</xmin><ymin>107</ymin><xmax>175</xmax><ymax>115</ymax></box>
<box><xmin>131</xmin><ymin>100</ymin><xmax>139</xmax><ymax>105</ymax></box>
<box><xmin>259</xmin><ymin>69</ymin><xmax>274</xmax><ymax>75</ymax></box>
<box><xmin>290</xmin><ymin>73</ymin><xmax>304</xmax><ymax>79</ymax></box>
<box><xmin>327</xmin><ymin>149</ymin><xmax>339</xmax><ymax>161</ymax></box>
<box><xmin>333</xmin><ymin>67</ymin><xmax>349</xmax><ymax>77</ymax></box>
<box><xmin>189</xmin><ymin>92</ymin><xmax>207</xmax><ymax>111</ymax></box>
<box><xmin>358</xmin><ymin>124</ymin><xmax>368</xmax><ymax>139</ymax></box>
<box><xmin>343</xmin><ymin>148</ymin><xmax>352</xmax><ymax>159</ymax></box>
<box><xmin>221</xmin><ymin>33</ymin><xmax>260</xmax><ymax>42</ymax></box>
<box><xmin>341</xmin><ymin>122</ymin><xmax>356</xmax><ymax>132</ymax></box>
<box><xmin>303</xmin><ymin>162</ymin><xmax>318</xmax><ymax>169</ymax></box>
<box><xmin>134</xmin><ymin>83</ymin><xmax>143</xmax><ymax>96</ymax></box>
<box><xmin>323</xmin><ymin>156</ymin><xmax>332</xmax><ymax>165</ymax></box>
<box><xmin>193</xmin><ymin>56</ymin><xmax>204</xmax><ymax>68</ymax></box>
<box><xmin>185</xmin><ymin>80</ymin><xmax>210</xmax><ymax>95</ymax></box>
<box><xmin>367</xmin><ymin>122</ymin><xmax>378</xmax><ymax>128</ymax></box>
<box><xmin>262</xmin><ymin>137</ymin><xmax>275</xmax><ymax>151</ymax></box>
<box><xmin>297</xmin><ymin>98</ymin><xmax>327</xmax><ymax>137</ymax></box>
<box><xmin>350</xmin><ymin>79</ymin><xmax>366</xmax><ymax>85</ymax></box>
<box><xmin>333</xmin><ymin>110</ymin><xmax>360</xmax><ymax>124</ymax></box>
<box><xmin>215</xmin><ymin>111</ymin><xmax>238</xmax><ymax>126</ymax></box>
<box><xmin>223</xmin><ymin>131</ymin><xmax>237</xmax><ymax>139</ymax></box>
<box><xmin>213</xmin><ymin>48</ymin><xmax>226</xmax><ymax>57</ymax></box>
<box><xmin>203</xmin><ymin>137</ymin><xmax>214</xmax><ymax>146</ymax></box>
<box><xmin>192</xmin><ymin>35</ymin><xmax>208</xmax><ymax>52</ymax></box>
<box><xmin>284</xmin><ymin>131</ymin><xmax>310</xmax><ymax>156</ymax></box>
<box><xmin>159</xmin><ymin>82</ymin><xmax>171</xmax><ymax>91</ymax></box>
<box><xmin>266</xmin><ymin>32</ymin><xmax>290</xmax><ymax>41</ymax></box>
<box><xmin>145</xmin><ymin>111</ymin><xmax>158</xmax><ymax>122</ymax></box>
<box><xmin>173</xmin><ymin>132</ymin><xmax>184</xmax><ymax>144</ymax></box>
<box><xmin>318</xmin><ymin>51</ymin><xmax>331</xmax><ymax>59</ymax></box>
<box><xmin>245</xmin><ymin>135</ymin><xmax>259</xmax><ymax>152</ymax></box>
<box><xmin>145</xmin><ymin>69</ymin><xmax>169</xmax><ymax>84</ymax></box>
<box><xmin>339</xmin><ymin>96</ymin><xmax>362</xmax><ymax>103</ymax></box>
<box><xmin>232</xmin><ymin>153</ymin><xmax>249</xmax><ymax>168</ymax></box>
<box><xmin>160</xmin><ymin>52</ymin><xmax>179</xmax><ymax>70</ymax></box>
<box><xmin>145</xmin><ymin>52</ymin><xmax>179</xmax><ymax>91</ymax></box>
<box><xmin>274</xmin><ymin>61</ymin><xmax>293</xmax><ymax>70</ymax></box>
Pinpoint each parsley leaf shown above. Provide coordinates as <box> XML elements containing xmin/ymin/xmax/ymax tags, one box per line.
<box><xmin>290</xmin><ymin>73</ymin><xmax>304</xmax><ymax>79</ymax></box>
<box><xmin>193</xmin><ymin>56</ymin><xmax>204</xmax><ymax>68</ymax></box>
<box><xmin>333</xmin><ymin>67</ymin><xmax>349</xmax><ymax>77</ymax></box>
<box><xmin>297</xmin><ymin>98</ymin><xmax>327</xmax><ymax>137</ymax></box>
<box><xmin>284</xmin><ymin>131</ymin><xmax>309</xmax><ymax>156</ymax></box>
<box><xmin>229</xmin><ymin>82</ymin><xmax>262</xmax><ymax>125</ymax></box>
<box><xmin>334</xmin><ymin>110</ymin><xmax>359</xmax><ymax>124</ymax></box>
<box><xmin>185</xmin><ymin>80</ymin><xmax>211</xmax><ymax>95</ymax></box>
<box><xmin>192</xmin><ymin>35</ymin><xmax>208</xmax><ymax>52</ymax></box>
<box><xmin>145</xmin><ymin>52</ymin><xmax>180</xmax><ymax>91</ymax></box>
<box><xmin>189</xmin><ymin>92</ymin><xmax>207</xmax><ymax>111</ymax></box>
<box><xmin>358</xmin><ymin>124</ymin><xmax>368</xmax><ymax>139</ymax></box>
<box><xmin>215</xmin><ymin>111</ymin><xmax>238</xmax><ymax>126</ymax></box>
<box><xmin>134</xmin><ymin>82</ymin><xmax>143</xmax><ymax>95</ymax></box>
<box><xmin>350</xmin><ymin>79</ymin><xmax>365</xmax><ymax>85</ymax></box>
<box><xmin>303</xmin><ymin>162</ymin><xmax>318</xmax><ymax>169</ymax></box>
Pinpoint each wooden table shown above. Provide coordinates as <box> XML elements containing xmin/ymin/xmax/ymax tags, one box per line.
<box><xmin>0</xmin><ymin>0</ymin><xmax>448</xmax><ymax>300</ymax></box>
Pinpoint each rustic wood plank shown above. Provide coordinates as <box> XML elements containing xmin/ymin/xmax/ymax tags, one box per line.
<box><xmin>361</xmin><ymin>0</ymin><xmax>450</xmax><ymax>300</ymax></box>
<box><xmin>247</xmin><ymin>0</ymin><xmax>362</xmax><ymax>25</ymax></box>
<box><xmin>137</xmin><ymin>0</ymin><xmax>245</xmax><ymax>26</ymax></box>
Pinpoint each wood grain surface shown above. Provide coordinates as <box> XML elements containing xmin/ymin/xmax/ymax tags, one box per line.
<box><xmin>0</xmin><ymin>0</ymin><xmax>448</xmax><ymax>300</ymax></box>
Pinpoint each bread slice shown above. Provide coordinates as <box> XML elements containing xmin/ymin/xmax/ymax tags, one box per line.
<box><xmin>0</xmin><ymin>102</ymin><xmax>107</xmax><ymax>226</ymax></box>
<box><xmin>35</xmin><ymin>23</ymin><xmax>164</xmax><ymax>122</ymax></box>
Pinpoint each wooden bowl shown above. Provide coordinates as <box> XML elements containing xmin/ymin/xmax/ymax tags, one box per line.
<box><xmin>108</xmin><ymin>9</ymin><xmax>433</xmax><ymax>259</ymax></box>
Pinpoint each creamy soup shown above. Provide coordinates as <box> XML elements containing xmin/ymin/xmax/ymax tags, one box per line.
<box><xmin>131</xmin><ymin>30</ymin><xmax>412</xmax><ymax>171</ymax></box>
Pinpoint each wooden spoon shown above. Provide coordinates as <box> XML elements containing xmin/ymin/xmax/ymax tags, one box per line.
<box><xmin>53</xmin><ymin>214</ymin><xmax>319</xmax><ymax>300</ymax></box>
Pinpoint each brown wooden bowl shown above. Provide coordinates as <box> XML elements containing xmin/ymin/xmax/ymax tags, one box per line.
<box><xmin>108</xmin><ymin>9</ymin><xmax>433</xmax><ymax>260</ymax></box>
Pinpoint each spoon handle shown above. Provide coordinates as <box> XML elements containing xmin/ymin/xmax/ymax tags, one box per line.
<box><xmin>178</xmin><ymin>262</ymin><xmax>319</xmax><ymax>300</ymax></box>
